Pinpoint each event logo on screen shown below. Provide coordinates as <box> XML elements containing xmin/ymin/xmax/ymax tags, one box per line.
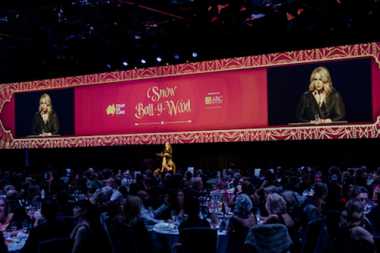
<box><xmin>106</xmin><ymin>104</ymin><xmax>126</xmax><ymax>116</ymax></box>
<box><xmin>134</xmin><ymin>85</ymin><xmax>192</xmax><ymax>120</ymax></box>
<box><xmin>74</xmin><ymin>68</ymin><xmax>268</xmax><ymax>135</ymax></box>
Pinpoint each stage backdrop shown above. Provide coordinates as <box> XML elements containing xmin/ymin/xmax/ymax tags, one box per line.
<box><xmin>0</xmin><ymin>42</ymin><xmax>380</xmax><ymax>148</ymax></box>
<box><xmin>75</xmin><ymin>69</ymin><xmax>268</xmax><ymax>135</ymax></box>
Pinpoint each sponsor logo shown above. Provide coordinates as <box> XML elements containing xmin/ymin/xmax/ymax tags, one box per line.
<box><xmin>205</xmin><ymin>92</ymin><xmax>224</xmax><ymax>106</ymax></box>
<box><xmin>106</xmin><ymin>104</ymin><xmax>126</xmax><ymax>116</ymax></box>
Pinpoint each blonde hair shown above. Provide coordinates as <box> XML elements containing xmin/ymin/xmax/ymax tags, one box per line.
<box><xmin>164</xmin><ymin>142</ymin><xmax>173</xmax><ymax>154</ymax></box>
<box><xmin>167</xmin><ymin>159</ymin><xmax>176</xmax><ymax>173</ymax></box>
<box><xmin>39</xmin><ymin>93</ymin><xmax>53</xmax><ymax>114</ymax></box>
<box><xmin>265</xmin><ymin>193</ymin><xmax>287</xmax><ymax>215</ymax></box>
<box><xmin>308</xmin><ymin>66</ymin><xmax>333</xmax><ymax>95</ymax></box>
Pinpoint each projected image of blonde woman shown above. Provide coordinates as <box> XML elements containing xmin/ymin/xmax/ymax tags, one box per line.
<box><xmin>32</xmin><ymin>93</ymin><xmax>59</xmax><ymax>136</ymax></box>
<box><xmin>296</xmin><ymin>66</ymin><xmax>346</xmax><ymax>124</ymax></box>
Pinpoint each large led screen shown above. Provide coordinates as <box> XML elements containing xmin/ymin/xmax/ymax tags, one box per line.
<box><xmin>0</xmin><ymin>42</ymin><xmax>379</xmax><ymax>148</ymax></box>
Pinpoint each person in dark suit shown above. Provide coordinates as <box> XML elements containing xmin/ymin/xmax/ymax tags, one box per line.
<box><xmin>32</xmin><ymin>93</ymin><xmax>59</xmax><ymax>136</ymax></box>
<box><xmin>21</xmin><ymin>198</ymin><xmax>70</xmax><ymax>253</ymax></box>
<box><xmin>296</xmin><ymin>66</ymin><xmax>346</xmax><ymax>124</ymax></box>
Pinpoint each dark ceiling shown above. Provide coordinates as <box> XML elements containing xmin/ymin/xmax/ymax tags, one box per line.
<box><xmin>0</xmin><ymin>0</ymin><xmax>379</xmax><ymax>83</ymax></box>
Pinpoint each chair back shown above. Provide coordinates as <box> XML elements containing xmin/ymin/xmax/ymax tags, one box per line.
<box><xmin>302</xmin><ymin>219</ymin><xmax>329</xmax><ymax>253</ymax></box>
<box><xmin>110</xmin><ymin>226</ymin><xmax>141</xmax><ymax>253</ymax></box>
<box><xmin>38</xmin><ymin>237</ymin><xmax>72</xmax><ymax>253</ymax></box>
<box><xmin>181</xmin><ymin>227</ymin><xmax>217</xmax><ymax>253</ymax></box>
<box><xmin>122</xmin><ymin>228</ymin><xmax>139</xmax><ymax>253</ymax></box>
<box><xmin>373</xmin><ymin>235</ymin><xmax>380</xmax><ymax>253</ymax></box>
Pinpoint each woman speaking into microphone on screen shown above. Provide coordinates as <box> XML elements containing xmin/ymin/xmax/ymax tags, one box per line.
<box><xmin>296</xmin><ymin>66</ymin><xmax>346</xmax><ymax>124</ymax></box>
<box><xmin>32</xmin><ymin>93</ymin><xmax>59</xmax><ymax>136</ymax></box>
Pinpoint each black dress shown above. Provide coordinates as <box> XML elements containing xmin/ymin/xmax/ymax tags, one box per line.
<box><xmin>296</xmin><ymin>89</ymin><xmax>346</xmax><ymax>122</ymax></box>
<box><xmin>32</xmin><ymin>112</ymin><xmax>59</xmax><ymax>135</ymax></box>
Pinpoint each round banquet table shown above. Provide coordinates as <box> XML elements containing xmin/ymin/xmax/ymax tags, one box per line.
<box><xmin>3</xmin><ymin>230</ymin><xmax>29</xmax><ymax>252</ymax></box>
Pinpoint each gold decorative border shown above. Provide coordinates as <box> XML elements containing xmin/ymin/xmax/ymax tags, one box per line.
<box><xmin>6</xmin><ymin>116</ymin><xmax>380</xmax><ymax>148</ymax></box>
<box><xmin>0</xmin><ymin>85</ymin><xmax>15</xmax><ymax>148</ymax></box>
<box><xmin>0</xmin><ymin>42</ymin><xmax>380</xmax><ymax>148</ymax></box>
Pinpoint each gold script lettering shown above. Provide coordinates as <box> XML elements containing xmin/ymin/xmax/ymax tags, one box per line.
<box><xmin>147</xmin><ymin>86</ymin><xmax>177</xmax><ymax>102</ymax></box>
<box><xmin>134</xmin><ymin>103</ymin><xmax>154</xmax><ymax>119</ymax></box>
<box><xmin>166</xmin><ymin>99</ymin><xmax>191</xmax><ymax>116</ymax></box>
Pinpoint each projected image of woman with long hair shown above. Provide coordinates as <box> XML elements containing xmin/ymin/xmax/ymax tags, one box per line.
<box><xmin>32</xmin><ymin>93</ymin><xmax>59</xmax><ymax>136</ymax></box>
<box><xmin>296</xmin><ymin>66</ymin><xmax>346</xmax><ymax>124</ymax></box>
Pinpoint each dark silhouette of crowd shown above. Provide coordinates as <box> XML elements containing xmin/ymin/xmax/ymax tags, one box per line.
<box><xmin>0</xmin><ymin>163</ymin><xmax>379</xmax><ymax>253</ymax></box>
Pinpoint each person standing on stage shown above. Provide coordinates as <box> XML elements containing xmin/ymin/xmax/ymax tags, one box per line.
<box><xmin>160</xmin><ymin>142</ymin><xmax>176</xmax><ymax>174</ymax></box>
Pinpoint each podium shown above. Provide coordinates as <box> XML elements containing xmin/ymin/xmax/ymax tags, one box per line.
<box><xmin>25</xmin><ymin>134</ymin><xmax>61</xmax><ymax>138</ymax></box>
<box><xmin>288</xmin><ymin>121</ymin><xmax>348</xmax><ymax>126</ymax></box>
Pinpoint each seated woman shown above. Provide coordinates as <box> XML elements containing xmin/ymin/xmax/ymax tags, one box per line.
<box><xmin>21</xmin><ymin>198</ymin><xmax>68</xmax><ymax>253</ymax></box>
<box><xmin>244</xmin><ymin>215</ymin><xmax>292</xmax><ymax>253</ymax></box>
<box><xmin>228</xmin><ymin>180</ymin><xmax>255</xmax><ymax>253</ymax></box>
<box><xmin>296</xmin><ymin>66</ymin><xmax>346</xmax><ymax>124</ymax></box>
<box><xmin>71</xmin><ymin>200</ymin><xmax>111</xmax><ymax>253</ymax></box>
<box><xmin>175</xmin><ymin>192</ymin><xmax>210</xmax><ymax>252</ymax></box>
<box><xmin>245</xmin><ymin>192</ymin><xmax>294</xmax><ymax>253</ymax></box>
<box><xmin>264</xmin><ymin>193</ymin><xmax>295</xmax><ymax>228</ymax></box>
<box><xmin>0</xmin><ymin>197</ymin><xmax>12</xmax><ymax>232</ymax></box>
<box><xmin>367</xmin><ymin>185</ymin><xmax>380</xmax><ymax>234</ymax></box>
<box><xmin>32</xmin><ymin>93</ymin><xmax>59</xmax><ymax>136</ymax></box>
<box><xmin>108</xmin><ymin>196</ymin><xmax>151</xmax><ymax>253</ymax></box>
<box><xmin>176</xmin><ymin>192</ymin><xmax>215</xmax><ymax>253</ymax></box>
<box><xmin>170</xmin><ymin>190</ymin><xmax>185</xmax><ymax>220</ymax></box>
<box><xmin>179</xmin><ymin>192</ymin><xmax>210</xmax><ymax>232</ymax></box>
<box><xmin>337</xmin><ymin>199</ymin><xmax>376</xmax><ymax>253</ymax></box>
